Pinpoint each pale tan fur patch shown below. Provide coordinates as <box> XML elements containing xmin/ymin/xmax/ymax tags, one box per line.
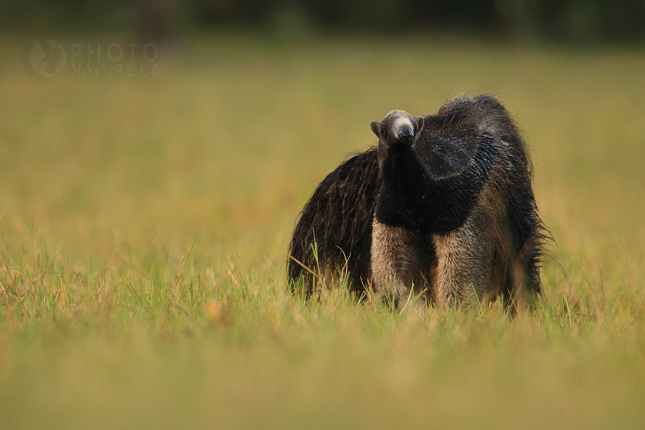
<box><xmin>391</xmin><ymin>116</ymin><xmax>413</xmax><ymax>138</ymax></box>
<box><xmin>433</xmin><ymin>221</ymin><xmax>483</xmax><ymax>308</ymax></box>
<box><xmin>432</xmin><ymin>197</ymin><xmax>501</xmax><ymax>308</ymax></box>
<box><xmin>371</xmin><ymin>219</ymin><xmax>429</xmax><ymax>307</ymax></box>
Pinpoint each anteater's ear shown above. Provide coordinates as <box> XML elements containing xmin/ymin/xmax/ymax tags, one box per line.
<box><xmin>370</xmin><ymin>120</ymin><xmax>380</xmax><ymax>139</ymax></box>
<box><xmin>415</xmin><ymin>116</ymin><xmax>425</xmax><ymax>134</ymax></box>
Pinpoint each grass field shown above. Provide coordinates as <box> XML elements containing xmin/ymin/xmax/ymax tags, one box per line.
<box><xmin>1</xmin><ymin>34</ymin><xmax>645</xmax><ymax>429</ymax></box>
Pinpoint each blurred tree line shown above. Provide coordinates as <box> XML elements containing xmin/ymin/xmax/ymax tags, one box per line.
<box><xmin>3</xmin><ymin>0</ymin><xmax>645</xmax><ymax>43</ymax></box>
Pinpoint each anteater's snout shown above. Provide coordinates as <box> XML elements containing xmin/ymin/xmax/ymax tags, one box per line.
<box><xmin>398</xmin><ymin>126</ymin><xmax>413</xmax><ymax>142</ymax></box>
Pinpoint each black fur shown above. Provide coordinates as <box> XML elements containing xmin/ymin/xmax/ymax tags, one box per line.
<box><xmin>375</xmin><ymin>131</ymin><xmax>498</xmax><ymax>234</ymax></box>
<box><xmin>287</xmin><ymin>149</ymin><xmax>380</xmax><ymax>294</ymax></box>
<box><xmin>287</xmin><ymin>94</ymin><xmax>546</xmax><ymax>305</ymax></box>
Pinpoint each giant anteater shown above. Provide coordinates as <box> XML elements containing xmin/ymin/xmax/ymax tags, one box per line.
<box><xmin>288</xmin><ymin>94</ymin><xmax>545</xmax><ymax>310</ymax></box>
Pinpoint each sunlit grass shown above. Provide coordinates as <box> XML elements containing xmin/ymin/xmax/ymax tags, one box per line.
<box><xmin>1</xmin><ymin>34</ymin><xmax>645</xmax><ymax>429</ymax></box>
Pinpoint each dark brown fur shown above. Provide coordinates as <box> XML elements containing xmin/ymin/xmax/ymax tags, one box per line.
<box><xmin>288</xmin><ymin>94</ymin><xmax>546</xmax><ymax>310</ymax></box>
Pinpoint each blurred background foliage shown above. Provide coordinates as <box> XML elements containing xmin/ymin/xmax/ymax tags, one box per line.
<box><xmin>2</xmin><ymin>0</ymin><xmax>645</xmax><ymax>43</ymax></box>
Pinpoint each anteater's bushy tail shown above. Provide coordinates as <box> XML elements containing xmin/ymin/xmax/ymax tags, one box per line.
<box><xmin>287</xmin><ymin>148</ymin><xmax>380</xmax><ymax>296</ymax></box>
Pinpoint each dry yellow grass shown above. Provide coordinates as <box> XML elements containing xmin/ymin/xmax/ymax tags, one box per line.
<box><xmin>1</xmin><ymin>34</ymin><xmax>645</xmax><ymax>429</ymax></box>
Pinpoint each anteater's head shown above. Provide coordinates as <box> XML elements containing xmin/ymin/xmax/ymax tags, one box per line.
<box><xmin>370</xmin><ymin>110</ymin><xmax>424</xmax><ymax>149</ymax></box>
